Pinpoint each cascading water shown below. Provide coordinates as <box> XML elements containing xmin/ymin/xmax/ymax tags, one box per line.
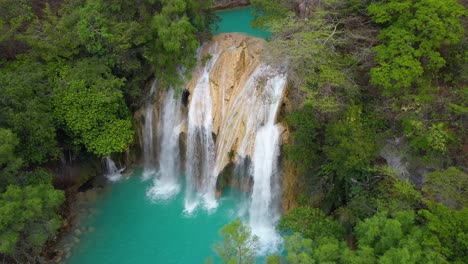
<box><xmin>147</xmin><ymin>88</ymin><xmax>183</xmax><ymax>200</ymax></box>
<box><xmin>104</xmin><ymin>156</ymin><xmax>125</xmax><ymax>182</ymax></box>
<box><xmin>142</xmin><ymin>80</ymin><xmax>158</xmax><ymax>180</ymax></box>
<box><xmin>213</xmin><ymin>65</ymin><xmax>264</xmax><ymax>177</ymax></box>
<box><xmin>248</xmin><ymin>68</ymin><xmax>287</xmax><ymax>253</ymax></box>
<box><xmin>184</xmin><ymin>45</ymin><xmax>220</xmax><ymax>214</ymax></box>
<box><xmin>139</xmin><ymin>35</ymin><xmax>287</xmax><ymax>251</ymax></box>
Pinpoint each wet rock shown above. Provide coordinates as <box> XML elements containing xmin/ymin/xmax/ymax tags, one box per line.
<box><xmin>213</xmin><ymin>0</ymin><xmax>249</xmax><ymax>10</ymax></box>
<box><xmin>63</xmin><ymin>244</ymin><xmax>71</xmax><ymax>253</ymax></box>
<box><xmin>185</xmin><ymin>34</ymin><xmax>268</xmax><ymax>177</ymax></box>
<box><xmin>74</xmin><ymin>228</ymin><xmax>82</xmax><ymax>236</ymax></box>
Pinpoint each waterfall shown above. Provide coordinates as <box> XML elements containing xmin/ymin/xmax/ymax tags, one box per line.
<box><xmin>142</xmin><ymin>80</ymin><xmax>158</xmax><ymax>180</ymax></box>
<box><xmin>105</xmin><ymin>156</ymin><xmax>125</xmax><ymax>182</ymax></box>
<box><xmin>248</xmin><ymin>69</ymin><xmax>287</xmax><ymax>253</ymax></box>
<box><xmin>213</xmin><ymin>65</ymin><xmax>264</xmax><ymax>177</ymax></box>
<box><xmin>184</xmin><ymin>46</ymin><xmax>220</xmax><ymax>214</ymax></box>
<box><xmin>147</xmin><ymin>88</ymin><xmax>183</xmax><ymax>200</ymax></box>
<box><xmin>136</xmin><ymin>37</ymin><xmax>288</xmax><ymax>249</ymax></box>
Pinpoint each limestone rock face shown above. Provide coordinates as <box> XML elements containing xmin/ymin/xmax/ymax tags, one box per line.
<box><xmin>133</xmin><ymin>34</ymin><xmax>294</xmax><ymax>204</ymax></box>
<box><xmin>213</xmin><ymin>0</ymin><xmax>250</xmax><ymax>10</ymax></box>
<box><xmin>186</xmin><ymin>33</ymin><xmax>266</xmax><ymax>176</ymax></box>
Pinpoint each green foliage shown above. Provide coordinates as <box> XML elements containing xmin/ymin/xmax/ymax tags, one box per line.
<box><xmin>278</xmin><ymin>206</ymin><xmax>344</xmax><ymax>241</ymax></box>
<box><xmin>24</xmin><ymin>4</ymin><xmax>81</xmax><ymax>61</ymax></box>
<box><xmin>53</xmin><ymin>58</ymin><xmax>133</xmax><ymax>156</ymax></box>
<box><xmin>212</xmin><ymin>218</ymin><xmax>259</xmax><ymax>264</ymax></box>
<box><xmin>0</xmin><ymin>128</ymin><xmax>23</xmax><ymax>189</ymax></box>
<box><xmin>403</xmin><ymin>119</ymin><xmax>452</xmax><ymax>156</ymax></box>
<box><xmin>420</xmin><ymin>202</ymin><xmax>468</xmax><ymax>263</ymax></box>
<box><xmin>342</xmin><ymin>166</ymin><xmax>423</xmax><ymax>228</ymax></box>
<box><xmin>285</xmin><ymin>105</ymin><xmax>320</xmax><ymax>173</ymax></box>
<box><xmin>0</xmin><ymin>58</ymin><xmax>58</xmax><ymax>164</ymax></box>
<box><xmin>341</xmin><ymin>246</ymin><xmax>376</xmax><ymax>264</ymax></box>
<box><xmin>275</xmin><ymin>233</ymin><xmax>349</xmax><ymax>264</ymax></box>
<box><xmin>25</xmin><ymin>0</ymin><xmax>214</xmax><ymax>95</ymax></box>
<box><xmin>368</xmin><ymin>0</ymin><xmax>465</xmax><ymax>94</ymax></box>
<box><xmin>354</xmin><ymin>210</ymin><xmax>447</xmax><ymax>263</ymax></box>
<box><xmin>252</xmin><ymin>0</ymin><xmax>367</xmax><ymax>122</ymax></box>
<box><xmin>0</xmin><ymin>0</ymin><xmax>33</xmax><ymax>39</ymax></box>
<box><xmin>0</xmin><ymin>181</ymin><xmax>64</xmax><ymax>258</ymax></box>
<box><xmin>283</xmin><ymin>233</ymin><xmax>315</xmax><ymax>264</ymax></box>
<box><xmin>324</xmin><ymin>105</ymin><xmax>378</xmax><ymax>178</ymax></box>
<box><xmin>251</xmin><ymin>0</ymin><xmax>291</xmax><ymax>29</ymax></box>
<box><xmin>423</xmin><ymin>167</ymin><xmax>467</xmax><ymax>209</ymax></box>
<box><xmin>144</xmin><ymin>0</ymin><xmax>212</xmax><ymax>86</ymax></box>
<box><xmin>0</xmin><ymin>0</ymin><xmax>34</xmax><ymax>58</ymax></box>
<box><xmin>256</xmin><ymin>1</ymin><xmax>465</xmax><ymax>263</ymax></box>
<box><xmin>321</xmin><ymin>105</ymin><xmax>379</xmax><ymax>208</ymax></box>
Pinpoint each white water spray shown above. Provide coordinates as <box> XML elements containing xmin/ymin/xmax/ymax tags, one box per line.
<box><xmin>248</xmin><ymin>69</ymin><xmax>287</xmax><ymax>253</ymax></box>
<box><xmin>147</xmin><ymin>88</ymin><xmax>183</xmax><ymax>200</ymax></box>
<box><xmin>142</xmin><ymin>80</ymin><xmax>158</xmax><ymax>180</ymax></box>
<box><xmin>185</xmin><ymin>46</ymin><xmax>220</xmax><ymax>214</ymax></box>
<box><xmin>104</xmin><ymin>157</ymin><xmax>125</xmax><ymax>182</ymax></box>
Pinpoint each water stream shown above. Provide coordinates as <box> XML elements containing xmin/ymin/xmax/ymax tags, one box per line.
<box><xmin>249</xmin><ymin>69</ymin><xmax>286</xmax><ymax>252</ymax></box>
<box><xmin>67</xmin><ymin>7</ymin><xmax>282</xmax><ymax>263</ymax></box>
<box><xmin>185</xmin><ymin>47</ymin><xmax>221</xmax><ymax>214</ymax></box>
<box><xmin>142</xmin><ymin>80</ymin><xmax>158</xmax><ymax>180</ymax></box>
<box><xmin>104</xmin><ymin>157</ymin><xmax>124</xmax><ymax>182</ymax></box>
<box><xmin>147</xmin><ymin>88</ymin><xmax>183</xmax><ymax>200</ymax></box>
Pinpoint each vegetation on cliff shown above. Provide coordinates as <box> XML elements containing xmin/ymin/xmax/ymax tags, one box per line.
<box><xmin>211</xmin><ymin>0</ymin><xmax>466</xmax><ymax>263</ymax></box>
<box><xmin>0</xmin><ymin>0</ymin><xmax>214</xmax><ymax>262</ymax></box>
<box><xmin>0</xmin><ymin>0</ymin><xmax>466</xmax><ymax>262</ymax></box>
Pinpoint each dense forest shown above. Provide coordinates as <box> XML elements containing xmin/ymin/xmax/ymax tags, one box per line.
<box><xmin>0</xmin><ymin>0</ymin><xmax>214</xmax><ymax>262</ymax></box>
<box><xmin>212</xmin><ymin>0</ymin><xmax>467</xmax><ymax>263</ymax></box>
<box><xmin>0</xmin><ymin>0</ymin><xmax>466</xmax><ymax>263</ymax></box>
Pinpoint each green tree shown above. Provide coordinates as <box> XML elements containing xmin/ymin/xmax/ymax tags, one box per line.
<box><xmin>53</xmin><ymin>58</ymin><xmax>133</xmax><ymax>156</ymax></box>
<box><xmin>251</xmin><ymin>0</ymin><xmax>291</xmax><ymax>29</ymax></box>
<box><xmin>368</xmin><ymin>0</ymin><xmax>465</xmax><ymax>94</ymax></box>
<box><xmin>321</xmin><ymin>105</ymin><xmax>378</xmax><ymax>209</ymax></box>
<box><xmin>324</xmin><ymin>105</ymin><xmax>378</xmax><ymax>179</ymax></box>
<box><xmin>422</xmin><ymin>167</ymin><xmax>467</xmax><ymax>209</ymax></box>
<box><xmin>212</xmin><ymin>218</ymin><xmax>259</xmax><ymax>264</ymax></box>
<box><xmin>0</xmin><ymin>128</ymin><xmax>23</xmax><ymax>190</ymax></box>
<box><xmin>0</xmin><ymin>180</ymin><xmax>64</xmax><ymax>261</ymax></box>
<box><xmin>278</xmin><ymin>206</ymin><xmax>343</xmax><ymax>241</ymax></box>
<box><xmin>0</xmin><ymin>0</ymin><xmax>34</xmax><ymax>58</ymax></box>
<box><xmin>283</xmin><ymin>233</ymin><xmax>314</xmax><ymax>264</ymax></box>
<box><xmin>285</xmin><ymin>105</ymin><xmax>320</xmax><ymax>173</ymax></box>
<box><xmin>354</xmin><ymin>210</ymin><xmax>447</xmax><ymax>263</ymax></box>
<box><xmin>0</xmin><ymin>58</ymin><xmax>58</xmax><ymax>164</ymax></box>
<box><xmin>420</xmin><ymin>202</ymin><xmax>468</xmax><ymax>263</ymax></box>
<box><xmin>143</xmin><ymin>0</ymin><xmax>200</xmax><ymax>86</ymax></box>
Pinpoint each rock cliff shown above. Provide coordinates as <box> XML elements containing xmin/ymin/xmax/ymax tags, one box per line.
<box><xmin>186</xmin><ymin>33</ymin><xmax>275</xmax><ymax>177</ymax></box>
<box><xmin>134</xmin><ymin>33</ymin><xmax>298</xmax><ymax>212</ymax></box>
<box><xmin>213</xmin><ymin>0</ymin><xmax>250</xmax><ymax>10</ymax></box>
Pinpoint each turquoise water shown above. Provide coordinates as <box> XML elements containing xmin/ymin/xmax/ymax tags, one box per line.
<box><xmin>67</xmin><ymin>170</ymin><xmax>248</xmax><ymax>264</ymax></box>
<box><xmin>67</xmin><ymin>9</ymin><xmax>272</xmax><ymax>263</ymax></box>
<box><xmin>213</xmin><ymin>7</ymin><xmax>271</xmax><ymax>39</ymax></box>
